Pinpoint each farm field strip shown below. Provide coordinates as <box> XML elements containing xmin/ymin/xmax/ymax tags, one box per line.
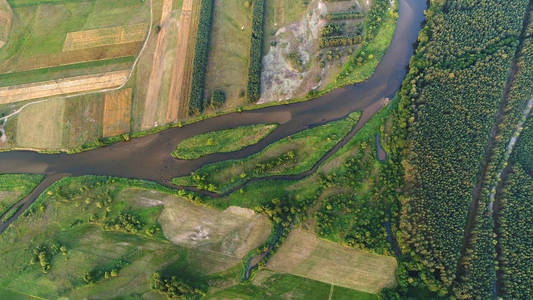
<box><xmin>102</xmin><ymin>88</ymin><xmax>133</xmax><ymax>137</ymax></box>
<box><xmin>63</xmin><ymin>23</ymin><xmax>148</xmax><ymax>52</ymax></box>
<box><xmin>267</xmin><ymin>228</ymin><xmax>397</xmax><ymax>294</ymax></box>
<box><xmin>141</xmin><ymin>0</ymin><xmax>175</xmax><ymax>130</ymax></box>
<box><xmin>167</xmin><ymin>0</ymin><xmax>196</xmax><ymax>121</ymax></box>
<box><xmin>0</xmin><ymin>70</ymin><xmax>129</xmax><ymax>104</ymax></box>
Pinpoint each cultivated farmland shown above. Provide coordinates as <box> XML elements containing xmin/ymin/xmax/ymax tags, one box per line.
<box><xmin>267</xmin><ymin>228</ymin><xmax>397</xmax><ymax>294</ymax></box>
<box><xmin>102</xmin><ymin>88</ymin><xmax>132</xmax><ymax>138</ymax></box>
<box><xmin>0</xmin><ymin>70</ymin><xmax>129</xmax><ymax>104</ymax></box>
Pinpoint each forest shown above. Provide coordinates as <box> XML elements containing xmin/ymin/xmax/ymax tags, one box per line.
<box><xmin>388</xmin><ymin>0</ymin><xmax>532</xmax><ymax>298</ymax></box>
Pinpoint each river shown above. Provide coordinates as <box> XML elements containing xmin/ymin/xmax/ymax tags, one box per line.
<box><xmin>0</xmin><ymin>0</ymin><xmax>426</xmax><ymax>189</ymax></box>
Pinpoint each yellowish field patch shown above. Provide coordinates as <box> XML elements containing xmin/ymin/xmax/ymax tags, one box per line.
<box><xmin>0</xmin><ymin>70</ymin><xmax>129</xmax><ymax>104</ymax></box>
<box><xmin>15</xmin><ymin>98</ymin><xmax>65</xmax><ymax>149</ymax></box>
<box><xmin>63</xmin><ymin>23</ymin><xmax>147</xmax><ymax>52</ymax></box>
<box><xmin>102</xmin><ymin>88</ymin><xmax>132</xmax><ymax>137</ymax></box>
<box><xmin>267</xmin><ymin>228</ymin><xmax>397</xmax><ymax>294</ymax></box>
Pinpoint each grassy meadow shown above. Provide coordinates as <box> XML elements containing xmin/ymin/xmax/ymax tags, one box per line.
<box><xmin>0</xmin><ymin>175</ymin><xmax>272</xmax><ymax>299</ymax></box>
<box><xmin>0</xmin><ymin>173</ymin><xmax>43</xmax><ymax>217</ymax></box>
<box><xmin>173</xmin><ymin>123</ymin><xmax>278</xmax><ymax>159</ymax></box>
<box><xmin>204</xmin><ymin>0</ymin><xmax>254</xmax><ymax>108</ymax></box>
<box><xmin>172</xmin><ymin>112</ymin><xmax>361</xmax><ymax>193</ymax></box>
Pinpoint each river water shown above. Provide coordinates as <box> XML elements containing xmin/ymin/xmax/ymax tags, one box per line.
<box><xmin>0</xmin><ymin>0</ymin><xmax>426</xmax><ymax>186</ymax></box>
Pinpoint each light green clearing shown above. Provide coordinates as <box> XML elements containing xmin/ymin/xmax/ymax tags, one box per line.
<box><xmin>172</xmin><ymin>112</ymin><xmax>361</xmax><ymax>193</ymax></box>
<box><xmin>173</xmin><ymin>123</ymin><xmax>278</xmax><ymax>160</ymax></box>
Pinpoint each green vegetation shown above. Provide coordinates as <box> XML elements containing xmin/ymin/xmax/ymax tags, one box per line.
<box><xmin>204</xmin><ymin>0</ymin><xmax>253</xmax><ymax>109</ymax></box>
<box><xmin>189</xmin><ymin>0</ymin><xmax>215</xmax><ymax>114</ymax></box>
<box><xmin>172</xmin><ymin>123</ymin><xmax>278</xmax><ymax>160</ymax></box>
<box><xmin>387</xmin><ymin>0</ymin><xmax>531</xmax><ymax>298</ymax></box>
<box><xmin>514</xmin><ymin>116</ymin><xmax>533</xmax><ymax>174</ymax></box>
<box><xmin>151</xmin><ymin>272</ymin><xmax>206</xmax><ymax>299</ymax></box>
<box><xmin>208</xmin><ymin>271</ymin><xmax>377</xmax><ymax>300</ymax></box>
<box><xmin>246</xmin><ymin>0</ymin><xmax>265</xmax><ymax>102</ymax></box>
<box><xmin>0</xmin><ymin>174</ymin><xmax>44</xmax><ymax>217</ymax></box>
<box><xmin>332</xmin><ymin>0</ymin><xmax>398</xmax><ymax>87</ymax></box>
<box><xmin>326</xmin><ymin>11</ymin><xmax>364</xmax><ymax>21</ymax></box>
<box><xmin>172</xmin><ymin>112</ymin><xmax>360</xmax><ymax>193</ymax></box>
<box><xmin>320</xmin><ymin>35</ymin><xmax>362</xmax><ymax>49</ymax></box>
<box><xmin>0</xmin><ymin>176</ymin><xmax>225</xmax><ymax>299</ymax></box>
<box><xmin>0</xmin><ymin>56</ymin><xmax>135</xmax><ymax>88</ymax></box>
<box><xmin>496</xmin><ymin>163</ymin><xmax>533</xmax><ymax>299</ymax></box>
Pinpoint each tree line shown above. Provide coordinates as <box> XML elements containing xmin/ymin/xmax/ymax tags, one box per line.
<box><xmin>188</xmin><ymin>0</ymin><xmax>214</xmax><ymax>114</ymax></box>
<box><xmin>384</xmin><ymin>0</ymin><xmax>531</xmax><ymax>298</ymax></box>
<box><xmin>246</xmin><ymin>0</ymin><xmax>265</xmax><ymax>103</ymax></box>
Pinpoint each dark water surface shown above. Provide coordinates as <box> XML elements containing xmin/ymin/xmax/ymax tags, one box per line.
<box><xmin>0</xmin><ymin>0</ymin><xmax>426</xmax><ymax>184</ymax></box>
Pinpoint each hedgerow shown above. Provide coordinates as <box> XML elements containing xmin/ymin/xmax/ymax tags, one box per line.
<box><xmin>188</xmin><ymin>0</ymin><xmax>215</xmax><ymax>114</ymax></box>
<box><xmin>246</xmin><ymin>0</ymin><xmax>265</xmax><ymax>103</ymax></box>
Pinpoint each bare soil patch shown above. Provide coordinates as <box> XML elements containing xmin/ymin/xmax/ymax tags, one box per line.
<box><xmin>141</xmin><ymin>0</ymin><xmax>175</xmax><ymax>130</ymax></box>
<box><xmin>267</xmin><ymin>228</ymin><xmax>397</xmax><ymax>294</ymax></box>
<box><xmin>167</xmin><ymin>0</ymin><xmax>198</xmax><ymax>121</ymax></box>
<box><xmin>0</xmin><ymin>70</ymin><xmax>129</xmax><ymax>104</ymax></box>
<box><xmin>103</xmin><ymin>88</ymin><xmax>132</xmax><ymax>137</ymax></box>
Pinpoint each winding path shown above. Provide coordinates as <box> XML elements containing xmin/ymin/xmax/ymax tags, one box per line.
<box><xmin>0</xmin><ymin>0</ymin><xmax>426</xmax><ymax>232</ymax></box>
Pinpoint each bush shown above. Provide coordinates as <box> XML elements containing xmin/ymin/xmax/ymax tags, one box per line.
<box><xmin>210</xmin><ymin>89</ymin><xmax>226</xmax><ymax>108</ymax></box>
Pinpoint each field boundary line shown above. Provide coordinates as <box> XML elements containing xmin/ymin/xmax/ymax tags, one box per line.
<box><xmin>0</xmin><ymin>0</ymin><xmax>154</xmax><ymax>123</ymax></box>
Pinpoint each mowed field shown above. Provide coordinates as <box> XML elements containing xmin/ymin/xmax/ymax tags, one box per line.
<box><xmin>204</xmin><ymin>0</ymin><xmax>253</xmax><ymax>109</ymax></box>
<box><xmin>267</xmin><ymin>228</ymin><xmax>397</xmax><ymax>294</ymax></box>
<box><xmin>0</xmin><ymin>176</ymin><xmax>271</xmax><ymax>299</ymax></box>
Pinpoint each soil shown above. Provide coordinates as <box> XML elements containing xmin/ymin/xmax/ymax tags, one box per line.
<box><xmin>0</xmin><ymin>70</ymin><xmax>129</xmax><ymax>104</ymax></box>
<box><xmin>167</xmin><ymin>0</ymin><xmax>195</xmax><ymax>122</ymax></box>
<box><xmin>141</xmin><ymin>0</ymin><xmax>175</xmax><ymax>130</ymax></box>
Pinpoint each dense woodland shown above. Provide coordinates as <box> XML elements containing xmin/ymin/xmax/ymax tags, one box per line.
<box><xmin>496</xmin><ymin>158</ymin><xmax>533</xmax><ymax>299</ymax></box>
<box><xmin>188</xmin><ymin>0</ymin><xmax>214</xmax><ymax>114</ymax></box>
<box><xmin>387</xmin><ymin>0</ymin><xmax>532</xmax><ymax>298</ymax></box>
<box><xmin>246</xmin><ymin>0</ymin><xmax>265</xmax><ymax>102</ymax></box>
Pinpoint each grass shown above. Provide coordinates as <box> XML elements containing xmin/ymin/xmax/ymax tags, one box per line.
<box><xmin>172</xmin><ymin>112</ymin><xmax>361</xmax><ymax>193</ymax></box>
<box><xmin>15</xmin><ymin>98</ymin><xmax>66</xmax><ymax>150</ymax></box>
<box><xmin>206</xmin><ymin>270</ymin><xmax>377</xmax><ymax>300</ymax></box>
<box><xmin>266</xmin><ymin>228</ymin><xmax>397</xmax><ymax>294</ymax></box>
<box><xmin>0</xmin><ymin>56</ymin><xmax>135</xmax><ymax>87</ymax></box>
<box><xmin>172</xmin><ymin>123</ymin><xmax>278</xmax><ymax>159</ymax></box>
<box><xmin>329</xmin><ymin>4</ymin><xmax>398</xmax><ymax>88</ymax></box>
<box><xmin>205</xmin><ymin>0</ymin><xmax>253</xmax><ymax>108</ymax></box>
<box><xmin>0</xmin><ymin>175</ymin><xmax>269</xmax><ymax>299</ymax></box>
<box><xmin>264</xmin><ymin>0</ymin><xmax>307</xmax><ymax>50</ymax></box>
<box><xmin>0</xmin><ymin>173</ymin><xmax>44</xmax><ymax>217</ymax></box>
<box><xmin>0</xmin><ymin>0</ymin><xmax>148</xmax><ymax>82</ymax></box>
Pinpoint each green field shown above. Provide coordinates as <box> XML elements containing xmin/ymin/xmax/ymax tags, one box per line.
<box><xmin>172</xmin><ymin>112</ymin><xmax>361</xmax><ymax>193</ymax></box>
<box><xmin>0</xmin><ymin>0</ymin><xmax>149</xmax><ymax>80</ymax></box>
<box><xmin>0</xmin><ymin>175</ymin><xmax>272</xmax><ymax>299</ymax></box>
<box><xmin>173</xmin><ymin>123</ymin><xmax>278</xmax><ymax>159</ymax></box>
<box><xmin>207</xmin><ymin>270</ymin><xmax>377</xmax><ymax>300</ymax></box>
<box><xmin>0</xmin><ymin>173</ymin><xmax>44</xmax><ymax>217</ymax></box>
